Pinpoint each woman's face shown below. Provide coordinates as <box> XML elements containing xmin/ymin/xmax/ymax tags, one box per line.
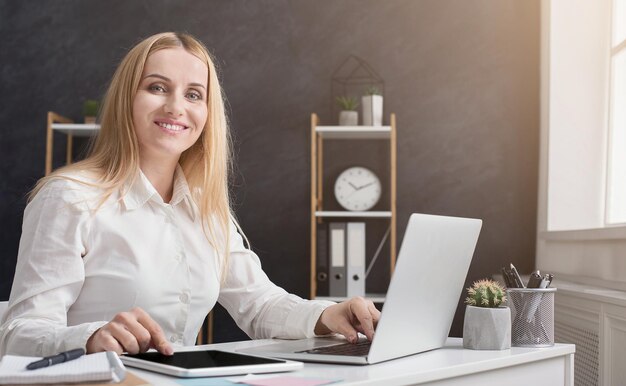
<box><xmin>133</xmin><ymin>47</ymin><xmax>208</xmax><ymax>163</ymax></box>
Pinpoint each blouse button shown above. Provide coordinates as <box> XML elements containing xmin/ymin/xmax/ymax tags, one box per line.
<box><xmin>179</xmin><ymin>292</ymin><xmax>190</xmax><ymax>304</ymax></box>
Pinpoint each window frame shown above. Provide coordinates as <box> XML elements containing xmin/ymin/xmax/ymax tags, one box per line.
<box><xmin>537</xmin><ymin>0</ymin><xmax>626</xmax><ymax>290</ymax></box>
<box><xmin>605</xmin><ymin>0</ymin><xmax>626</xmax><ymax>226</ymax></box>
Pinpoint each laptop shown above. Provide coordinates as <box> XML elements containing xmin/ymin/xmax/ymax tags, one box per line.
<box><xmin>240</xmin><ymin>213</ymin><xmax>482</xmax><ymax>365</ymax></box>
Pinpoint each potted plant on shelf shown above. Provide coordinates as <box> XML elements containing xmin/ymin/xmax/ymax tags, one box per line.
<box><xmin>362</xmin><ymin>86</ymin><xmax>383</xmax><ymax>126</ymax></box>
<box><xmin>82</xmin><ymin>99</ymin><xmax>99</xmax><ymax>124</ymax></box>
<box><xmin>463</xmin><ymin>279</ymin><xmax>511</xmax><ymax>350</ymax></box>
<box><xmin>336</xmin><ymin>96</ymin><xmax>359</xmax><ymax>126</ymax></box>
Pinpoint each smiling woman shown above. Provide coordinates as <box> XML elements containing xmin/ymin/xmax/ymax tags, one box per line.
<box><xmin>0</xmin><ymin>32</ymin><xmax>380</xmax><ymax>358</ymax></box>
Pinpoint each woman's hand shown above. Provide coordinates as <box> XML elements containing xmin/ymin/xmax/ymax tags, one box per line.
<box><xmin>86</xmin><ymin>307</ymin><xmax>173</xmax><ymax>355</ymax></box>
<box><xmin>314</xmin><ymin>297</ymin><xmax>381</xmax><ymax>343</ymax></box>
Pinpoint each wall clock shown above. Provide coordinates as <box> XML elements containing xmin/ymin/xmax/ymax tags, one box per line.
<box><xmin>334</xmin><ymin>166</ymin><xmax>381</xmax><ymax>211</ymax></box>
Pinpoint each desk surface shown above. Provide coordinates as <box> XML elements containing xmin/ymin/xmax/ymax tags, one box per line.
<box><xmin>129</xmin><ymin>338</ymin><xmax>575</xmax><ymax>386</ymax></box>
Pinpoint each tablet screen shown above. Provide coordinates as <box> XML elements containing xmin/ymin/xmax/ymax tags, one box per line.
<box><xmin>124</xmin><ymin>350</ymin><xmax>286</xmax><ymax>369</ymax></box>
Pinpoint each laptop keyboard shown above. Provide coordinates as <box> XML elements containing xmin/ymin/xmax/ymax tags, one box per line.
<box><xmin>298</xmin><ymin>340</ymin><xmax>371</xmax><ymax>357</ymax></box>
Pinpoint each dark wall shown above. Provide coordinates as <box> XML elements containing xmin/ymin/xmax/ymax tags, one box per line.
<box><xmin>0</xmin><ymin>0</ymin><xmax>539</xmax><ymax>339</ymax></box>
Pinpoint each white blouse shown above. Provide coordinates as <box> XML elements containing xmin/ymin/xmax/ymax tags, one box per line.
<box><xmin>0</xmin><ymin>167</ymin><xmax>333</xmax><ymax>356</ymax></box>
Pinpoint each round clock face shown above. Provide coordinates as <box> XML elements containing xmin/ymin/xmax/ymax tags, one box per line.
<box><xmin>334</xmin><ymin>167</ymin><xmax>382</xmax><ymax>211</ymax></box>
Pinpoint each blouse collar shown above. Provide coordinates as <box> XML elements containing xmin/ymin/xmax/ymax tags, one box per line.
<box><xmin>122</xmin><ymin>164</ymin><xmax>197</xmax><ymax>221</ymax></box>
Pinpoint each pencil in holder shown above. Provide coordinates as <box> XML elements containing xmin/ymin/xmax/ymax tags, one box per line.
<box><xmin>506</xmin><ymin>288</ymin><xmax>556</xmax><ymax>347</ymax></box>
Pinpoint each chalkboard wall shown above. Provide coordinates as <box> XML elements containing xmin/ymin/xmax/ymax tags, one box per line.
<box><xmin>0</xmin><ymin>0</ymin><xmax>539</xmax><ymax>340</ymax></box>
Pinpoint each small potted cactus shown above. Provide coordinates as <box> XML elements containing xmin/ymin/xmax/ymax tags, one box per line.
<box><xmin>336</xmin><ymin>96</ymin><xmax>359</xmax><ymax>126</ymax></box>
<box><xmin>462</xmin><ymin>279</ymin><xmax>511</xmax><ymax>350</ymax></box>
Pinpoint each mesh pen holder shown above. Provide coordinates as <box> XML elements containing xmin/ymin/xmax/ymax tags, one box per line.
<box><xmin>506</xmin><ymin>288</ymin><xmax>556</xmax><ymax>347</ymax></box>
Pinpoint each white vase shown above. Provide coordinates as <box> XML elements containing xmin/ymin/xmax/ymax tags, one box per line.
<box><xmin>361</xmin><ymin>95</ymin><xmax>383</xmax><ymax>126</ymax></box>
<box><xmin>339</xmin><ymin>110</ymin><xmax>358</xmax><ymax>126</ymax></box>
<box><xmin>463</xmin><ymin>306</ymin><xmax>511</xmax><ymax>350</ymax></box>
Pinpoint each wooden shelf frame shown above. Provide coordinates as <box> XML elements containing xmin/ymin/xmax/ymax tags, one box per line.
<box><xmin>45</xmin><ymin>111</ymin><xmax>100</xmax><ymax>176</ymax></box>
<box><xmin>309</xmin><ymin>113</ymin><xmax>397</xmax><ymax>300</ymax></box>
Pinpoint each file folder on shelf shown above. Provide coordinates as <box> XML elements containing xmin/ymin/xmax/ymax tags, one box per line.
<box><xmin>316</xmin><ymin>223</ymin><xmax>329</xmax><ymax>296</ymax></box>
<box><xmin>329</xmin><ymin>222</ymin><xmax>347</xmax><ymax>297</ymax></box>
<box><xmin>346</xmin><ymin>222</ymin><xmax>366</xmax><ymax>297</ymax></box>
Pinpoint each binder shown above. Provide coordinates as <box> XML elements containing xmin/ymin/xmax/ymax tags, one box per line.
<box><xmin>329</xmin><ymin>222</ymin><xmax>347</xmax><ymax>297</ymax></box>
<box><xmin>316</xmin><ymin>223</ymin><xmax>329</xmax><ymax>297</ymax></box>
<box><xmin>346</xmin><ymin>222</ymin><xmax>366</xmax><ymax>297</ymax></box>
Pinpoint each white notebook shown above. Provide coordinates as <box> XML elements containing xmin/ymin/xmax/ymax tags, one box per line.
<box><xmin>0</xmin><ymin>351</ymin><xmax>126</xmax><ymax>384</ymax></box>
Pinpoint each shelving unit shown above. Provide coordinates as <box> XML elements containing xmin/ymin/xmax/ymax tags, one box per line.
<box><xmin>310</xmin><ymin>113</ymin><xmax>397</xmax><ymax>301</ymax></box>
<box><xmin>46</xmin><ymin>111</ymin><xmax>100</xmax><ymax>175</ymax></box>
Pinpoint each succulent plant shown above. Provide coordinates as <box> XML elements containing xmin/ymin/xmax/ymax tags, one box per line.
<box><xmin>465</xmin><ymin>279</ymin><xmax>507</xmax><ymax>308</ymax></box>
<box><xmin>336</xmin><ymin>96</ymin><xmax>359</xmax><ymax>111</ymax></box>
<box><xmin>82</xmin><ymin>99</ymin><xmax>99</xmax><ymax>117</ymax></box>
<box><xmin>365</xmin><ymin>86</ymin><xmax>381</xmax><ymax>96</ymax></box>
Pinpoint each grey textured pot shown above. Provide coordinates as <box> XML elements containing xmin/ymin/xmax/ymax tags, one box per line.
<box><xmin>339</xmin><ymin>110</ymin><xmax>358</xmax><ymax>126</ymax></box>
<box><xmin>463</xmin><ymin>305</ymin><xmax>511</xmax><ymax>350</ymax></box>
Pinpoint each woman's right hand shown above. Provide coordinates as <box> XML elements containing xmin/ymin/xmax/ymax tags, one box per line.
<box><xmin>86</xmin><ymin>307</ymin><xmax>173</xmax><ymax>355</ymax></box>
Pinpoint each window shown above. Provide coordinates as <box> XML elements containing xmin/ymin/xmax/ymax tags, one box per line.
<box><xmin>545</xmin><ymin>0</ymin><xmax>610</xmax><ymax>232</ymax></box>
<box><xmin>537</xmin><ymin>0</ymin><xmax>626</xmax><ymax>290</ymax></box>
<box><xmin>543</xmin><ymin>0</ymin><xmax>626</xmax><ymax>232</ymax></box>
<box><xmin>607</xmin><ymin>0</ymin><xmax>626</xmax><ymax>224</ymax></box>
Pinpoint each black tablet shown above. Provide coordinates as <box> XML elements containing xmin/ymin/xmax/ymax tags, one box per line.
<box><xmin>121</xmin><ymin>349</ymin><xmax>303</xmax><ymax>377</ymax></box>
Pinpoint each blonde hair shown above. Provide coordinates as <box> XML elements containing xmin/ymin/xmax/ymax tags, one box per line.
<box><xmin>31</xmin><ymin>32</ymin><xmax>241</xmax><ymax>277</ymax></box>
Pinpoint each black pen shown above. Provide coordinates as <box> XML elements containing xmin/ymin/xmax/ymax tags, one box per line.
<box><xmin>26</xmin><ymin>348</ymin><xmax>85</xmax><ymax>370</ymax></box>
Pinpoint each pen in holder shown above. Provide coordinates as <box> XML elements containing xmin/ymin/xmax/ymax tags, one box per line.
<box><xmin>506</xmin><ymin>287</ymin><xmax>556</xmax><ymax>347</ymax></box>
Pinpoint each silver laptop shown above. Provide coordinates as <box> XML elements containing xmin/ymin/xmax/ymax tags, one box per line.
<box><xmin>240</xmin><ymin>213</ymin><xmax>482</xmax><ymax>365</ymax></box>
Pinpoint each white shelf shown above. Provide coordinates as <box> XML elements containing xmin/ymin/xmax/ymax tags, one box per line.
<box><xmin>315</xmin><ymin>294</ymin><xmax>386</xmax><ymax>303</ymax></box>
<box><xmin>52</xmin><ymin>123</ymin><xmax>100</xmax><ymax>137</ymax></box>
<box><xmin>315</xmin><ymin>211</ymin><xmax>392</xmax><ymax>218</ymax></box>
<box><xmin>316</xmin><ymin>126</ymin><xmax>391</xmax><ymax>139</ymax></box>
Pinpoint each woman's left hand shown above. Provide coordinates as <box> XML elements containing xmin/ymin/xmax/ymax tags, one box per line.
<box><xmin>314</xmin><ymin>297</ymin><xmax>381</xmax><ymax>343</ymax></box>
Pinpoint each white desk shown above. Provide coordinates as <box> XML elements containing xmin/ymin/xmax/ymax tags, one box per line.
<box><xmin>129</xmin><ymin>338</ymin><xmax>575</xmax><ymax>385</ymax></box>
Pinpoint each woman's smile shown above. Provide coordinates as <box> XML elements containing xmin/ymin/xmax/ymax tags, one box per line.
<box><xmin>154</xmin><ymin>118</ymin><xmax>190</xmax><ymax>133</ymax></box>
